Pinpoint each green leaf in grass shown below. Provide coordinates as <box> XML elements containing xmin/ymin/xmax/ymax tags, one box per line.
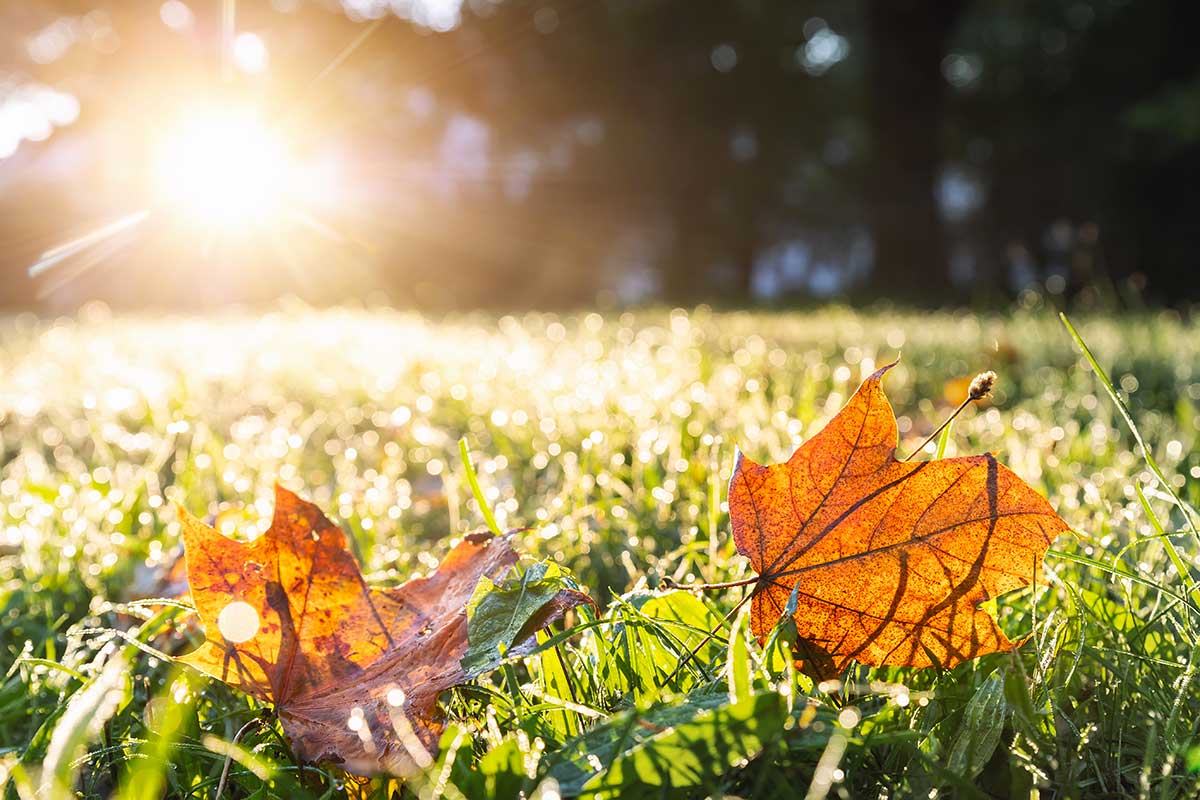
<box><xmin>463</xmin><ymin>561</ymin><xmax>593</xmax><ymax>677</ymax></box>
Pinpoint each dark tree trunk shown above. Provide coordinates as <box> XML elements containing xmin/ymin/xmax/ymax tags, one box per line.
<box><xmin>864</xmin><ymin>0</ymin><xmax>966</xmax><ymax>302</ymax></box>
<box><xmin>734</xmin><ymin>227</ymin><xmax>758</xmax><ymax>301</ymax></box>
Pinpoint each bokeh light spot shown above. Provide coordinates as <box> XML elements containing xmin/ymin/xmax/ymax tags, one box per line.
<box><xmin>217</xmin><ymin>600</ymin><xmax>260</xmax><ymax>643</ymax></box>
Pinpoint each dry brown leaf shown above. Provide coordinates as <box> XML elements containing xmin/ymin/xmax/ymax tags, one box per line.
<box><xmin>729</xmin><ymin>361</ymin><xmax>1067</xmax><ymax>675</ymax></box>
<box><xmin>177</xmin><ymin>484</ymin><xmax>521</xmax><ymax>776</ymax></box>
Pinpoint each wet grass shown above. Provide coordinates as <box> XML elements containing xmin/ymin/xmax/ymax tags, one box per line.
<box><xmin>1</xmin><ymin>304</ymin><xmax>1198</xmax><ymax>798</ymax></box>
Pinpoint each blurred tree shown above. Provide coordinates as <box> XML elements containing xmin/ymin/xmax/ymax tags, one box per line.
<box><xmin>945</xmin><ymin>0</ymin><xmax>1200</xmax><ymax>303</ymax></box>
<box><xmin>0</xmin><ymin>0</ymin><xmax>1198</xmax><ymax>308</ymax></box>
<box><xmin>863</xmin><ymin>0</ymin><xmax>966</xmax><ymax>301</ymax></box>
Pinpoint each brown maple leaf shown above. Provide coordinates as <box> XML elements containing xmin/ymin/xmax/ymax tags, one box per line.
<box><xmin>177</xmin><ymin>484</ymin><xmax>532</xmax><ymax>776</ymax></box>
<box><xmin>729</xmin><ymin>361</ymin><xmax>1067</xmax><ymax>674</ymax></box>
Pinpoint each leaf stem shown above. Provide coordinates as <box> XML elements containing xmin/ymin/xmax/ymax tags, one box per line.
<box><xmin>661</xmin><ymin>575</ymin><xmax>760</xmax><ymax>592</ymax></box>
<box><xmin>659</xmin><ymin>586</ymin><xmax>759</xmax><ymax>688</ymax></box>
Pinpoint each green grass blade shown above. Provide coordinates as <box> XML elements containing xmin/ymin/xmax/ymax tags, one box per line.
<box><xmin>1060</xmin><ymin>313</ymin><xmax>1200</xmax><ymax>613</ymax></box>
<box><xmin>1060</xmin><ymin>313</ymin><xmax>1199</xmax><ymax>540</ymax></box>
<box><xmin>1048</xmin><ymin>548</ymin><xmax>1198</xmax><ymax>612</ymax></box>
<box><xmin>935</xmin><ymin>417</ymin><xmax>955</xmax><ymax>460</ymax></box>
<box><xmin>458</xmin><ymin>436</ymin><xmax>503</xmax><ymax>536</ymax></box>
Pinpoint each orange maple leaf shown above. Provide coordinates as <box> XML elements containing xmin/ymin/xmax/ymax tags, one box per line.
<box><xmin>177</xmin><ymin>484</ymin><xmax>526</xmax><ymax>776</ymax></box>
<box><xmin>729</xmin><ymin>362</ymin><xmax>1067</xmax><ymax>674</ymax></box>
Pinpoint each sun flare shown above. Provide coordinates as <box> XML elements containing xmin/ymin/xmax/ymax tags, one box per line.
<box><xmin>153</xmin><ymin>108</ymin><xmax>291</xmax><ymax>227</ymax></box>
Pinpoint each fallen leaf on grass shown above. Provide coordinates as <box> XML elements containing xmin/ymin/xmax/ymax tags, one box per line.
<box><xmin>176</xmin><ymin>484</ymin><xmax>582</xmax><ymax>777</ymax></box>
<box><xmin>729</xmin><ymin>361</ymin><xmax>1067</xmax><ymax>675</ymax></box>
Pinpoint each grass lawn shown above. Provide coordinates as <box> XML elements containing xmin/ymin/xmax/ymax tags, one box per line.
<box><xmin>2</xmin><ymin>306</ymin><xmax>1198</xmax><ymax>798</ymax></box>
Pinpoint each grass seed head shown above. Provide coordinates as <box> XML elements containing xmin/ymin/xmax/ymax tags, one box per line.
<box><xmin>968</xmin><ymin>370</ymin><xmax>997</xmax><ymax>401</ymax></box>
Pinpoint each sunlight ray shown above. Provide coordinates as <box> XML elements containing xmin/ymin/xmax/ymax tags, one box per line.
<box><xmin>27</xmin><ymin>209</ymin><xmax>150</xmax><ymax>278</ymax></box>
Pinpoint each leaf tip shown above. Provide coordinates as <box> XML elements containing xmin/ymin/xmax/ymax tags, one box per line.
<box><xmin>870</xmin><ymin>355</ymin><xmax>902</xmax><ymax>382</ymax></box>
<box><xmin>272</xmin><ymin>480</ymin><xmax>299</xmax><ymax>504</ymax></box>
<box><xmin>172</xmin><ymin>500</ymin><xmax>205</xmax><ymax>532</ymax></box>
<box><xmin>731</xmin><ymin>447</ymin><xmax>761</xmax><ymax>475</ymax></box>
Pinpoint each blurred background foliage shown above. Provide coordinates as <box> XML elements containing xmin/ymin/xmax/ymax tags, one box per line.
<box><xmin>0</xmin><ymin>0</ymin><xmax>1197</xmax><ymax>310</ymax></box>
